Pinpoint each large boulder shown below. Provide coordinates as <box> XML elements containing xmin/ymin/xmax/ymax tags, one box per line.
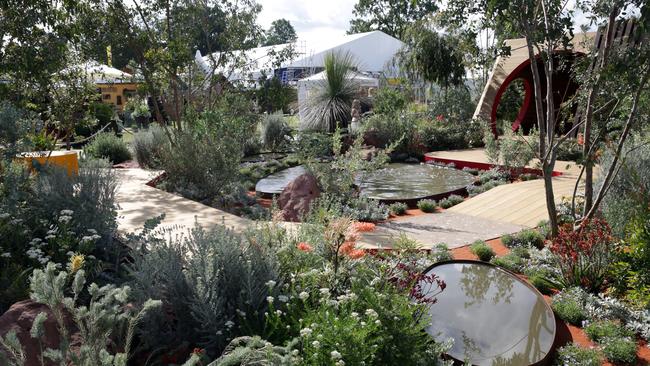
<box><xmin>0</xmin><ymin>300</ymin><xmax>80</xmax><ymax>366</ymax></box>
<box><xmin>277</xmin><ymin>173</ymin><xmax>321</xmax><ymax>222</ymax></box>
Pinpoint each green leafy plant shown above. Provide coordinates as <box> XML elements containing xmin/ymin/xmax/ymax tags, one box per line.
<box><xmin>502</xmin><ymin>229</ymin><xmax>545</xmax><ymax>249</ymax></box>
<box><xmin>0</xmin><ymin>262</ymin><xmax>161</xmax><ymax>366</ymax></box>
<box><xmin>417</xmin><ymin>199</ymin><xmax>437</xmax><ymax>213</ymax></box>
<box><xmin>554</xmin><ymin>343</ymin><xmax>602</xmax><ymax>366</ymax></box>
<box><xmin>389</xmin><ymin>202</ymin><xmax>408</xmax><ymax>215</ymax></box>
<box><xmin>261</xmin><ymin>113</ymin><xmax>292</xmax><ymax>152</ymax></box>
<box><xmin>470</xmin><ymin>240</ymin><xmax>495</xmax><ymax>261</ymax></box>
<box><xmin>601</xmin><ymin>336</ymin><xmax>637</xmax><ymax>365</ymax></box>
<box><xmin>585</xmin><ymin>320</ymin><xmax>634</xmax><ymax>343</ymax></box>
<box><xmin>529</xmin><ymin>274</ymin><xmax>553</xmax><ymax>295</ymax></box>
<box><xmin>372</xmin><ymin>87</ymin><xmax>408</xmax><ymax>115</ymax></box>
<box><xmin>439</xmin><ymin>194</ymin><xmax>464</xmax><ymax>209</ymax></box>
<box><xmin>552</xmin><ymin>291</ymin><xmax>587</xmax><ymax>326</ymax></box>
<box><xmin>131</xmin><ymin>124</ymin><xmax>167</xmax><ymax>169</ymax></box>
<box><xmin>85</xmin><ymin>133</ymin><xmax>132</xmax><ymax>164</ymax></box>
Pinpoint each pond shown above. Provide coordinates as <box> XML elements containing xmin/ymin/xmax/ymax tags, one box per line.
<box><xmin>420</xmin><ymin>261</ymin><xmax>555</xmax><ymax>366</ymax></box>
<box><xmin>357</xmin><ymin>163</ymin><xmax>475</xmax><ymax>201</ymax></box>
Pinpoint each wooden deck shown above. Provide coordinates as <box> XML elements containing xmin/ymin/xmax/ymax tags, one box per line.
<box><xmin>427</xmin><ymin>149</ymin><xmax>584</xmax><ymax>227</ymax></box>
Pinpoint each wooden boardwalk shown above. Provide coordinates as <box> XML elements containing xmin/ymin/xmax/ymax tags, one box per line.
<box><xmin>427</xmin><ymin>149</ymin><xmax>583</xmax><ymax>227</ymax></box>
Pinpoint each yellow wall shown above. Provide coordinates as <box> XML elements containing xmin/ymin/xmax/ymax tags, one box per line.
<box><xmin>97</xmin><ymin>83</ymin><xmax>139</xmax><ymax>112</ymax></box>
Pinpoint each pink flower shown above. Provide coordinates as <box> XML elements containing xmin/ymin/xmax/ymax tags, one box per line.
<box><xmin>297</xmin><ymin>242</ymin><xmax>313</xmax><ymax>252</ymax></box>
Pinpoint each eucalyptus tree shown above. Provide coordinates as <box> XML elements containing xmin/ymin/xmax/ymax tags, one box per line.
<box><xmin>348</xmin><ymin>0</ymin><xmax>438</xmax><ymax>40</ymax></box>
<box><xmin>444</xmin><ymin>0</ymin><xmax>650</xmax><ymax>235</ymax></box>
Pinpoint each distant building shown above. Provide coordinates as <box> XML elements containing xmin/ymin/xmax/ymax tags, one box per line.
<box><xmin>80</xmin><ymin>62</ymin><xmax>140</xmax><ymax>112</ymax></box>
<box><xmin>195</xmin><ymin>30</ymin><xmax>405</xmax><ymax>86</ymax></box>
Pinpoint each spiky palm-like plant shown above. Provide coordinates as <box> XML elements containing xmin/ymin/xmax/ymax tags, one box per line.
<box><xmin>301</xmin><ymin>51</ymin><xmax>360</xmax><ymax>132</ymax></box>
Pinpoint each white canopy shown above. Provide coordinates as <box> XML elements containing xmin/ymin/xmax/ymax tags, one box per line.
<box><xmin>61</xmin><ymin>62</ymin><xmax>134</xmax><ymax>84</ymax></box>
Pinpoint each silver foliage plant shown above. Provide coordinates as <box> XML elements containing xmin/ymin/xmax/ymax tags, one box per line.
<box><xmin>300</xmin><ymin>51</ymin><xmax>360</xmax><ymax>132</ymax></box>
<box><xmin>129</xmin><ymin>223</ymin><xmax>281</xmax><ymax>358</ymax></box>
<box><xmin>0</xmin><ymin>263</ymin><xmax>161</xmax><ymax>366</ymax></box>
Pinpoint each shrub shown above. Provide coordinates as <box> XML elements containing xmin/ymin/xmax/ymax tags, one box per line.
<box><xmin>343</xmin><ymin>196</ymin><xmax>390</xmax><ymax>222</ymax></box>
<box><xmin>470</xmin><ymin>241</ymin><xmax>495</xmax><ymax>261</ymax></box>
<box><xmin>0</xmin><ymin>262</ymin><xmax>161</xmax><ymax>366</ymax></box>
<box><xmin>462</xmin><ymin>167</ymin><xmax>479</xmax><ymax>175</ymax></box>
<box><xmin>554</xmin><ymin>343</ymin><xmax>602</xmax><ymax>366</ymax></box>
<box><xmin>602</xmin><ymin>337</ymin><xmax>637</xmax><ymax>365</ymax></box>
<box><xmin>439</xmin><ymin>194</ymin><xmax>464</xmax><ymax>209</ymax></box>
<box><xmin>529</xmin><ymin>274</ymin><xmax>553</xmax><ymax>295</ymax></box>
<box><xmin>261</xmin><ymin>113</ymin><xmax>292</xmax><ymax>152</ymax></box>
<box><xmin>552</xmin><ymin>291</ymin><xmax>587</xmax><ymax>326</ymax></box>
<box><xmin>491</xmin><ymin>253</ymin><xmax>525</xmax><ymax>272</ymax></box>
<box><xmin>132</xmin><ymin>124</ymin><xmax>167</xmax><ymax>168</ymax></box>
<box><xmin>84</xmin><ymin>132</ymin><xmax>132</xmax><ymax>164</ymax></box>
<box><xmin>419</xmin><ymin>119</ymin><xmax>483</xmax><ymax>152</ymax></box>
<box><xmin>129</xmin><ymin>224</ymin><xmax>280</xmax><ymax>358</ymax></box>
<box><xmin>363</xmin><ymin>113</ymin><xmax>424</xmax><ymax>157</ymax></box>
<box><xmin>417</xmin><ymin>199</ymin><xmax>437</xmax><ymax>213</ymax></box>
<box><xmin>549</xmin><ymin>219</ymin><xmax>615</xmax><ymax>293</ymax></box>
<box><xmin>502</xmin><ymin>229</ymin><xmax>545</xmax><ymax>249</ymax></box>
<box><xmin>478</xmin><ymin>168</ymin><xmax>510</xmax><ymax>184</ymax></box>
<box><xmin>389</xmin><ymin>202</ymin><xmax>408</xmax><ymax>215</ymax></box>
<box><xmin>372</xmin><ymin>87</ymin><xmax>408</xmax><ymax>115</ymax></box>
<box><xmin>431</xmin><ymin>243</ymin><xmax>453</xmax><ymax>262</ymax></box>
<box><xmin>159</xmin><ymin>108</ymin><xmax>253</xmax><ymax>201</ymax></box>
<box><xmin>585</xmin><ymin>320</ymin><xmax>634</xmax><ymax>343</ymax></box>
<box><xmin>467</xmin><ymin>179</ymin><xmax>507</xmax><ymax>196</ymax></box>
<box><xmin>0</xmin><ymin>100</ymin><xmax>36</xmax><ymax>159</ymax></box>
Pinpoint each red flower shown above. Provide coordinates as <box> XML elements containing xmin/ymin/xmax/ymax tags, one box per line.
<box><xmin>339</xmin><ymin>241</ymin><xmax>355</xmax><ymax>255</ymax></box>
<box><xmin>192</xmin><ymin>348</ymin><xmax>205</xmax><ymax>355</ymax></box>
<box><xmin>348</xmin><ymin>249</ymin><xmax>366</xmax><ymax>259</ymax></box>
<box><xmin>353</xmin><ymin>222</ymin><xmax>376</xmax><ymax>232</ymax></box>
<box><xmin>436</xmin><ymin>114</ymin><xmax>445</xmax><ymax>122</ymax></box>
<box><xmin>297</xmin><ymin>242</ymin><xmax>313</xmax><ymax>252</ymax></box>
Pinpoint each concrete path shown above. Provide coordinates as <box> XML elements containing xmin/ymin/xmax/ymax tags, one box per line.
<box><xmin>357</xmin><ymin>212</ymin><xmax>526</xmax><ymax>249</ymax></box>
<box><xmin>115</xmin><ymin>168</ymin><xmax>259</xmax><ymax>234</ymax></box>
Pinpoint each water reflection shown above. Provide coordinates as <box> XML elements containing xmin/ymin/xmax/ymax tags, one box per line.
<box><xmin>358</xmin><ymin>163</ymin><xmax>476</xmax><ymax>200</ymax></box>
<box><xmin>422</xmin><ymin>262</ymin><xmax>555</xmax><ymax>366</ymax></box>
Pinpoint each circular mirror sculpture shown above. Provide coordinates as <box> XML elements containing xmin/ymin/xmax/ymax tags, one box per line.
<box><xmin>358</xmin><ymin>163</ymin><xmax>475</xmax><ymax>201</ymax></box>
<box><xmin>255</xmin><ymin>165</ymin><xmax>307</xmax><ymax>195</ymax></box>
<box><xmin>420</xmin><ymin>261</ymin><xmax>556</xmax><ymax>365</ymax></box>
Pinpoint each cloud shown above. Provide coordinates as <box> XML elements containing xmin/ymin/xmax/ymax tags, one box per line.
<box><xmin>256</xmin><ymin>0</ymin><xmax>357</xmax><ymax>44</ymax></box>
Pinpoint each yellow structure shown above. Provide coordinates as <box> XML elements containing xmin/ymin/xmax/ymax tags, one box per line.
<box><xmin>97</xmin><ymin>82</ymin><xmax>139</xmax><ymax>112</ymax></box>
<box><xmin>16</xmin><ymin>151</ymin><xmax>80</xmax><ymax>176</ymax></box>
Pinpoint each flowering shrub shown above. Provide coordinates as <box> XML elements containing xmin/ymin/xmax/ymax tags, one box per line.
<box><xmin>549</xmin><ymin>219</ymin><xmax>615</xmax><ymax>292</ymax></box>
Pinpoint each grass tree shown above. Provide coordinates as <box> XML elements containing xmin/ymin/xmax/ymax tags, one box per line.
<box><xmin>301</xmin><ymin>51</ymin><xmax>359</xmax><ymax>132</ymax></box>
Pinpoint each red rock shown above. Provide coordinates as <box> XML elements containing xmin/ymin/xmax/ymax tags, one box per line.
<box><xmin>277</xmin><ymin>173</ymin><xmax>321</xmax><ymax>222</ymax></box>
<box><xmin>0</xmin><ymin>300</ymin><xmax>80</xmax><ymax>366</ymax></box>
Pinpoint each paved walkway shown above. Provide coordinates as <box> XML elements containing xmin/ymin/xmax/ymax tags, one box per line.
<box><xmin>115</xmin><ymin>169</ymin><xmax>265</xmax><ymax>234</ymax></box>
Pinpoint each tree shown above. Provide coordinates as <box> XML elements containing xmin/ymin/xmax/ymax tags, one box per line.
<box><xmin>444</xmin><ymin>0</ymin><xmax>650</xmax><ymax>236</ymax></box>
<box><xmin>347</xmin><ymin>0</ymin><xmax>438</xmax><ymax>39</ymax></box>
<box><xmin>263</xmin><ymin>19</ymin><xmax>297</xmax><ymax>46</ymax></box>
<box><xmin>398</xmin><ymin>21</ymin><xmax>466</xmax><ymax>93</ymax></box>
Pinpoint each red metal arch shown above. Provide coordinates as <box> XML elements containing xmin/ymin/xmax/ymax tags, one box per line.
<box><xmin>490</xmin><ymin>58</ymin><xmax>533</xmax><ymax>137</ymax></box>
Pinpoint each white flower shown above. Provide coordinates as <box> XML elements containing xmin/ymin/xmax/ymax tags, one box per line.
<box><xmin>87</xmin><ymin>229</ymin><xmax>97</xmax><ymax>234</ymax></box>
<box><xmin>351</xmin><ymin>312</ymin><xmax>359</xmax><ymax>319</ymax></box>
<box><xmin>236</xmin><ymin>309</ymin><xmax>246</xmax><ymax>317</ymax></box>
<box><xmin>311</xmin><ymin>341</ymin><xmax>320</xmax><ymax>348</ymax></box>
<box><xmin>365</xmin><ymin>309</ymin><xmax>378</xmax><ymax>318</ymax></box>
<box><xmin>278</xmin><ymin>295</ymin><xmax>289</xmax><ymax>303</ymax></box>
<box><xmin>319</xmin><ymin>288</ymin><xmax>330</xmax><ymax>295</ymax></box>
<box><xmin>275</xmin><ymin>310</ymin><xmax>283</xmax><ymax>316</ymax></box>
<box><xmin>266</xmin><ymin>280</ymin><xmax>277</xmax><ymax>288</ymax></box>
<box><xmin>58</xmin><ymin>215</ymin><xmax>72</xmax><ymax>224</ymax></box>
<box><xmin>81</xmin><ymin>236</ymin><xmax>95</xmax><ymax>243</ymax></box>
<box><xmin>374</xmin><ymin>319</ymin><xmax>381</xmax><ymax>325</ymax></box>
<box><xmin>299</xmin><ymin>291</ymin><xmax>309</xmax><ymax>300</ymax></box>
<box><xmin>300</xmin><ymin>327</ymin><xmax>312</xmax><ymax>337</ymax></box>
<box><xmin>336</xmin><ymin>361</ymin><xmax>345</xmax><ymax>366</ymax></box>
<box><xmin>0</xmin><ymin>213</ymin><xmax>10</xmax><ymax>219</ymax></box>
<box><xmin>267</xmin><ymin>296</ymin><xmax>274</xmax><ymax>304</ymax></box>
<box><xmin>1</xmin><ymin>253</ymin><xmax>11</xmax><ymax>258</ymax></box>
<box><xmin>60</xmin><ymin>209</ymin><xmax>74</xmax><ymax>216</ymax></box>
<box><xmin>225</xmin><ymin>320</ymin><xmax>235</xmax><ymax>328</ymax></box>
<box><xmin>331</xmin><ymin>350</ymin><xmax>342</xmax><ymax>360</ymax></box>
<box><xmin>44</xmin><ymin>235</ymin><xmax>56</xmax><ymax>240</ymax></box>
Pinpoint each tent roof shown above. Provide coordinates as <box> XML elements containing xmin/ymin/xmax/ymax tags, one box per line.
<box><xmin>297</xmin><ymin>70</ymin><xmax>379</xmax><ymax>87</ymax></box>
<box><xmin>197</xmin><ymin>30</ymin><xmax>404</xmax><ymax>82</ymax></box>
<box><xmin>80</xmin><ymin>62</ymin><xmax>134</xmax><ymax>84</ymax></box>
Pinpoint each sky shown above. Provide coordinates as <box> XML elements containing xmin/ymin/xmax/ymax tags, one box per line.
<box><xmin>256</xmin><ymin>0</ymin><xmax>357</xmax><ymax>46</ymax></box>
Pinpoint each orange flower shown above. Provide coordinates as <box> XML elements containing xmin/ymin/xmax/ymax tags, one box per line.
<box><xmin>348</xmin><ymin>249</ymin><xmax>365</xmax><ymax>259</ymax></box>
<box><xmin>297</xmin><ymin>242</ymin><xmax>313</xmax><ymax>252</ymax></box>
<box><xmin>339</xmin><ymin>241</ymin><xmax>355</xmax><ymax>255</ymax></box>
<box><xmin>353</xmin><ymin>222</ymin><xmax>376</xmax><ymax>232</ymax></box>
<box><xmin>577</xmin><ymin>133</ymin><xmax>584</xmax><ymax>146</ymax></box>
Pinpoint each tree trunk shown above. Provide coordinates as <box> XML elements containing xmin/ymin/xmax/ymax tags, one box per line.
<box><xmin>582</xmin><ymin>8</ymin><xmax>619</xmax><ymax>211</ymax></box>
